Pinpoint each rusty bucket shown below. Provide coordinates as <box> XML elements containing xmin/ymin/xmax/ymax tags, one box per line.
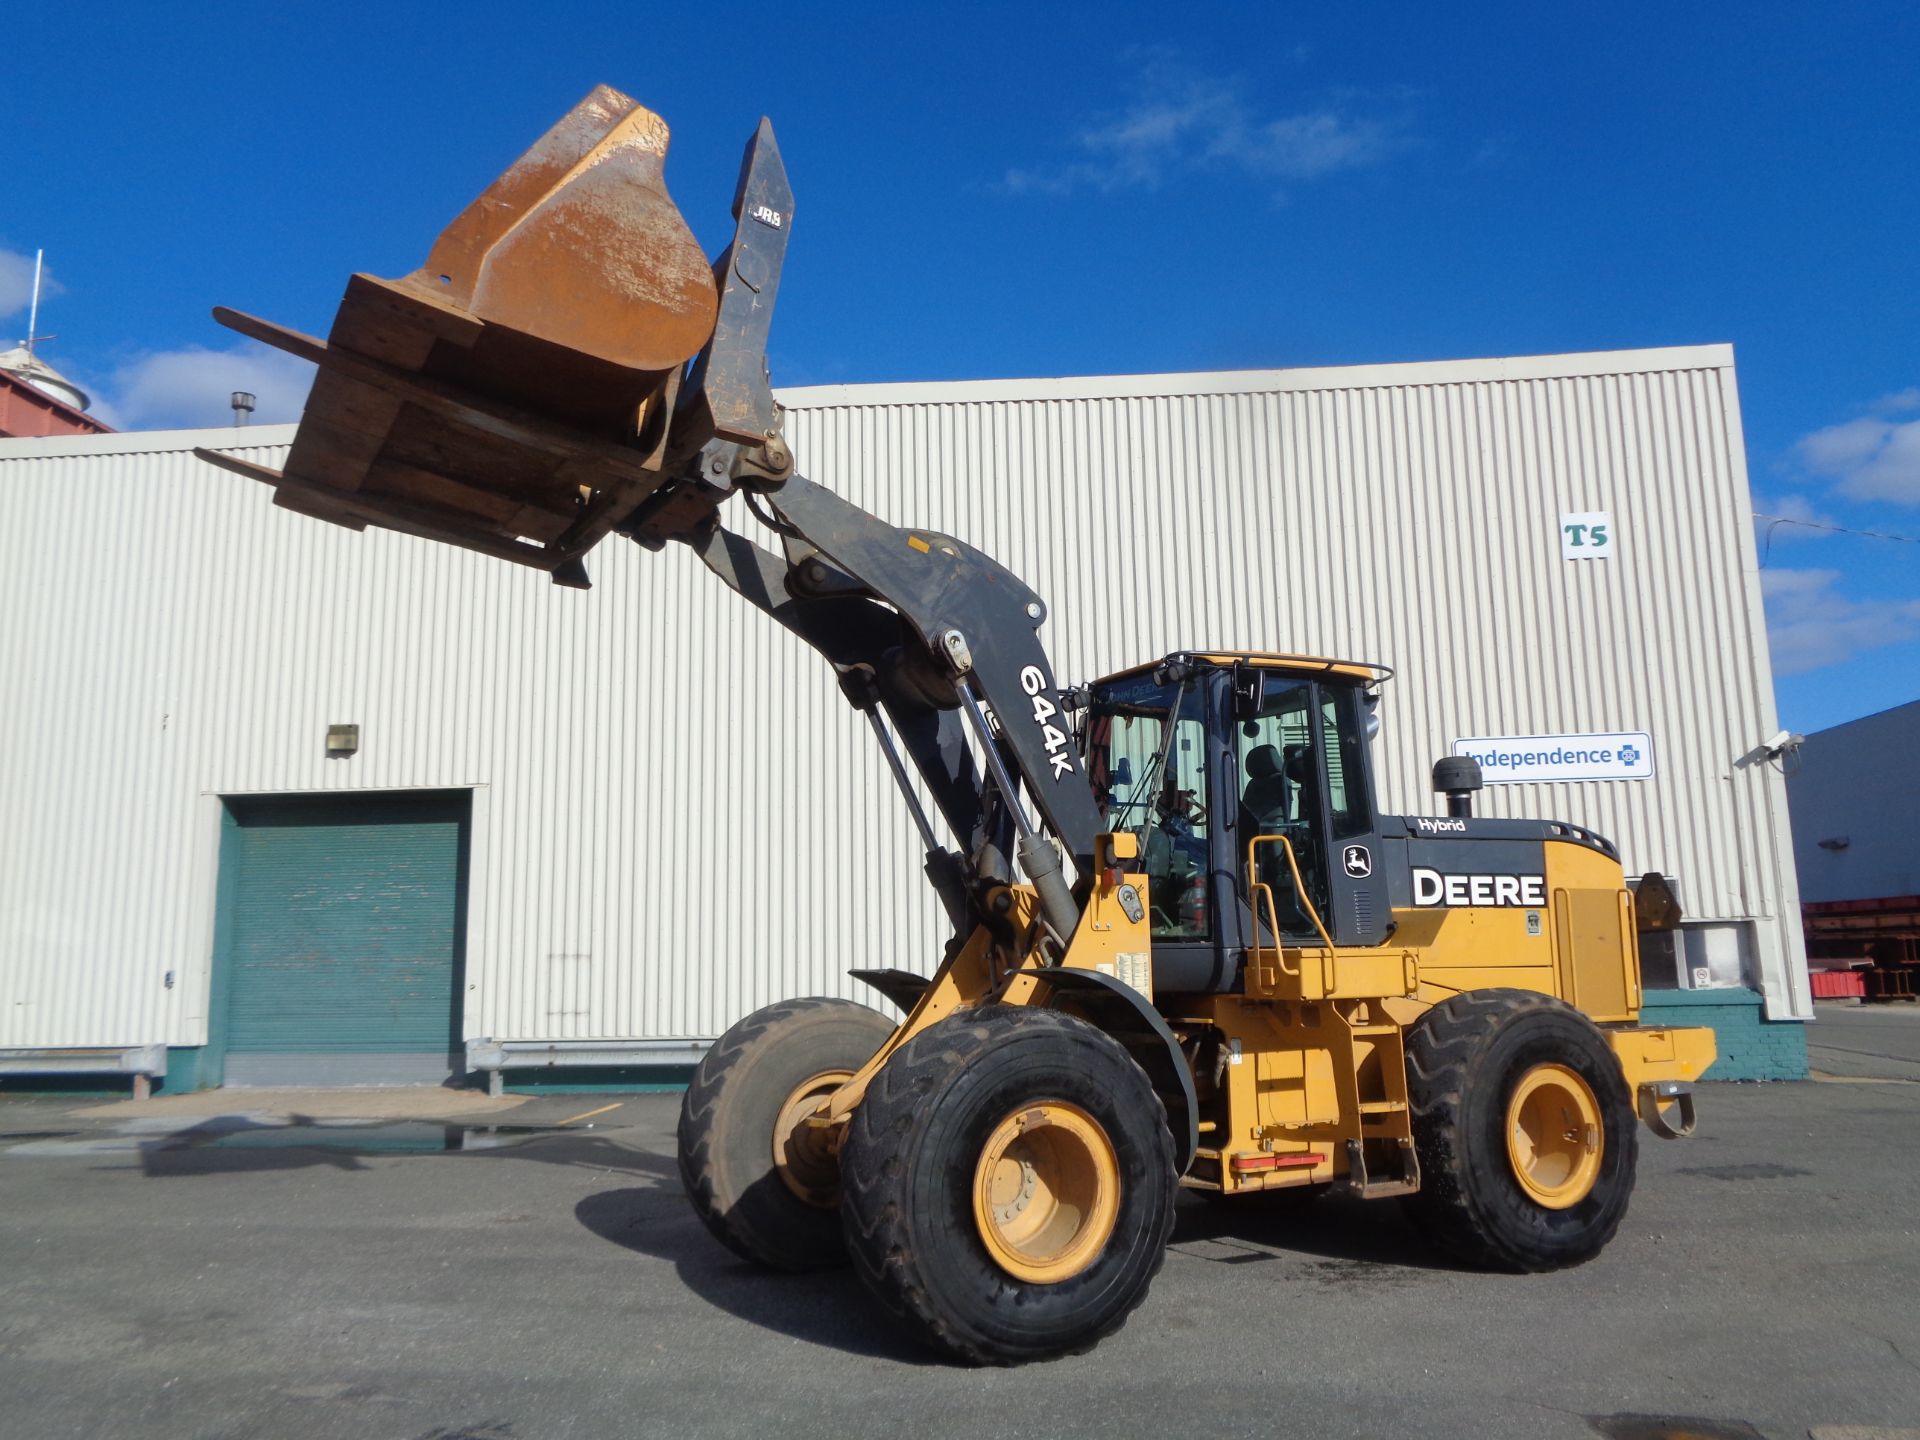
<box><xmin>199</xmin><ymin>86</ymin><xmax>725</xmax><ymax>583</ymax></box>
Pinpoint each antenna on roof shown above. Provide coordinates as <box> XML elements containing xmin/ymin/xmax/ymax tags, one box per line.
<box><xmin>25</xmin><ymin>250</ymin><xmax>44</xmax><ymax>358</ymax></box>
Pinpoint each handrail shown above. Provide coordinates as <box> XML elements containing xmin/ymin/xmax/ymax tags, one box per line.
<box><xmin>1249</xmin><ymin>877</ymin><xmax>1301</xmax><ymax>981</ymax></box>
<box><xmin>1245</xmin><ymin>833</ymin><xmax>1337</xmax><ymax>974</ymax></box>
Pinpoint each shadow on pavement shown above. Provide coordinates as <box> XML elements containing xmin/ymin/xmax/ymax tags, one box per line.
<box><xmin>569</xmin><ymin>1154</ymin><xmax>1468</xmax><ymax>1361</ymax></box>
<box><xmin>132</xmin><ymin>1116</ymin><xmax>637</xmax><ymax>1178</ymax></box>
<box><xmin>118</xmin><ymin>1107</ymin><xmax>1464</xmax><ymax>1353</ymax></box>
<box><xmin>133</xmin><ymin>1115</ymin><xmax>374</xmax><ymax>1176</ymax></box>
<box><xmin>1170</xmin><ymin>1189</ymin><xmax>1471</xmax><ymax>1274</ymax></box>
<box><xmin>574</xmin><ymin>1182</ymin><xmax>932</xmax><ymax>1364</ymax></box>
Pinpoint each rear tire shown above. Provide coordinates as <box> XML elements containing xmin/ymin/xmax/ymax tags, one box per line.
<box><xmin>839</xmin><ymin>1005</ymin><xmax>1177</xmax><ymax>1365</ymax></box>
<box><xmin>1402</xmin><ymin>989</ymin><xmax>1637</xmax><ymax>1271</ymax></box>
<box><xmin>677</xmin><ymin>997</ymin><xmax>894</xmax><ymax>1272</ymax></box>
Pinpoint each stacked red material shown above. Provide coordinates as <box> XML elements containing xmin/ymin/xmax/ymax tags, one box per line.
<box><xmin>1808</xmin><ymin>969</ymin><xmax>1867</xmax><ymax>1000</ymax></box>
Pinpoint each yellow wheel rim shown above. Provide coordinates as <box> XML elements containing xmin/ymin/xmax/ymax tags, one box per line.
<box><xmin>1505</xmin><ymin>1063</ymin><xmax>1604</xmax><ymax>1210</ymax></box>
<box><xmin>972</xmin><ymin>1101</ymin><xmax>1121</xmax><ymax>1284</ymax></box>
<box><xmin>772</xmin><ymin>1070</ymin><xmax>852</xmax><ymax>1208</ymax></box>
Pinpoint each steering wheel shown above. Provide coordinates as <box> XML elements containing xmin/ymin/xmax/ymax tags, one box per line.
<box><xmin>1155</xmin><ymin>787</ymin><xmax>1204</xmax><ymax>825</ymax></box>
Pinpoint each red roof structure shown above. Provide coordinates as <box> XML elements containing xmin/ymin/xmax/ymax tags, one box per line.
<box><xmin>0</xmin><ymin>367</ymin><xmax>112</xmax><ymax>438</ymax></box>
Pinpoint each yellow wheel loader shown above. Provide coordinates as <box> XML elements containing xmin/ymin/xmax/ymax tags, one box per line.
<box><xmin>201</xmin><ymin>87</ymin><xmax>1717</xmax><ymax>1365</ymax></box>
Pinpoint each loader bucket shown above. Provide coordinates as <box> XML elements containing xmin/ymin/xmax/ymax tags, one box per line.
<box><xmin>197</xmin><ymin>86</ymin><xmax>731</xmax><ymax>585</ymax></box>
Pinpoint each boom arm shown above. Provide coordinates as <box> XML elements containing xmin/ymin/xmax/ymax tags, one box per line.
<box><xmin>191</xmin><ymin>91</ymin><xmax>1106</xmax><ymax>946</ymax></box>
<box><xmin>630</xmin><ymin>116</ymin><xmax>1106</xmax><ymax>945</ymax></box>
<box><xmin>673</xmin><ymin>478</ymin><xmax>1103</xmax><ymax>945</ymax></box>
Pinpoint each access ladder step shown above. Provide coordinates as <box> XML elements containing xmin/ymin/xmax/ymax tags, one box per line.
<box><xmin>1342</xmin><ymin>1138</ymin><xmax>1422</xmax><ymax>1199</ymax></box>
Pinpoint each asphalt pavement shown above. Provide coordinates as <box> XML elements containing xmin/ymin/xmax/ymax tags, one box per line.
<box><xmin>2</xmin><ymin>1029</ymin><xmax>1918</xmax><ymax>1440</ymax></box>
<box><xmin>1806</xmin><ymin>1003</ymin><xmax>1920</xmax><ymax>1082</ymax></box>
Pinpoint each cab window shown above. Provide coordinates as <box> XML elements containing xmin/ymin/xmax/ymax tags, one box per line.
<box><xmin>1087</xmin><ymin>674</ymin><xmax>1210</xmax><ymax>941</ymax></box>
<box><xmin>1234</xmin><ymin>679</ymin><xmax>1325</xmax><ymax>935</ymax></box>
<box><xmin>1320</xmin><ymin>685</ymin><xmax>1374</xmax><ymax>841</ymax></box>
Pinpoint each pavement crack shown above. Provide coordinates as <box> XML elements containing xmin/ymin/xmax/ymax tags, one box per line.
<box><xmin>1496</xmin><ymin>1394</ymin><xmax>1588</xmax><ymax>1423</ymax></box>
<box><xmin>1869</xmin><ymin>1329</ymin><xmax>1920</xmax><ymax>1375</ymax></box>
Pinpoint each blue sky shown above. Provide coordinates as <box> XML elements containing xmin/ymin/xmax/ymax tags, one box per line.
<box><xmin>5</xmin><ymin>2</ymin><xmax>1917</xmax><ymax>733</ymax></box>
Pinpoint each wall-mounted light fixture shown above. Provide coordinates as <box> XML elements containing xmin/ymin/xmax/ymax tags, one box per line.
<box><xmin>326</xmin><ymin>723</ymin><xmax>360</xmax><ymax>758</ymax></box>
<box><xmin>1762</xmin><ymin>729</ymin><xmax>1805</xmax><ymax>760</ymax></box>
<box><xmin>1817</xmin><ymin>836</ymin><xmax>1850</xmax><ymax>852</ymax></box>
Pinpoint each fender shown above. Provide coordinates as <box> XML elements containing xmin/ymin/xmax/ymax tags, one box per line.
<box><xmin>848</xmin><ymin>967</ymin><xmax>935</xmax><ymax>1015</ymax></box>
<box><xmin>1028</xmin><ymin>967</ymin><xmax>1200</xmax><ymax>1174</ymax></box>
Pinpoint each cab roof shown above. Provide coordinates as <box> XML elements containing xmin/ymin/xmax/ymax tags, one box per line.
<box><xmin>1091</xmin><ymin>651</ymin><xmax>1392</xmax><ymax>686</ymax></box>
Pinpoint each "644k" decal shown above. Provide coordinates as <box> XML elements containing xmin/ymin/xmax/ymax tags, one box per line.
<box><xmin>1020</xmin><ymin>665</ymin><xmax>1076</xmax><ymax>779</ymax></box>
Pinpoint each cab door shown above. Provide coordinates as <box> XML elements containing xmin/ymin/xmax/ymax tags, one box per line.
<box><xmin>1232</xmin><ymin>677</ymin><xmax>1330</xmax><ymax>939</ymax></box>
<box><xmin>1233</xmin><ymin>678</ymin><xmax>1391</xmax><ymax>949</ymax></box>
<box><xmin>1311</xmin><ymin>683</ymin><xmax>1393</xmax><ymax>946</ymax></box>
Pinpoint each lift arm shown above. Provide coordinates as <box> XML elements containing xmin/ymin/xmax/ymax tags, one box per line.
<box><xmin>627</xmin><ymin>111</ymin><xmax>1107</xmax><ymax>944</ymax></box>
<box><xmin>678</xmin><ymin>474</ymin><xmax>1105</xmax><ymax>944</ymax></box>
<box><xmin>192</xmin><ymin>89</ymin><xmax>1108</xmax><ymax>946</ymax></box>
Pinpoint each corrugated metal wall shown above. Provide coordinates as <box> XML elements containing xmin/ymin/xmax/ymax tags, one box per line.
<box><xmin>1788</xmin><ymin>699</ymin><xmax>1920</xmax><ymax>903</ymax></box>
<box><xmin>0</xmin><ymin>345</ymin><xmax>1809</xmax><ymax>1054</ymax></box>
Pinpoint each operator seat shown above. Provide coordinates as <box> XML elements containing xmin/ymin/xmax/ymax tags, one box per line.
<box><xmin>1240</xmin><ymin>744</ymin><xmax>1292</xmax><ymax>833</ymax></box>
<box><xmin>1242</xmin><ymin>743</ymin><xmax>1306</xmax><ymax>932</ymax></box>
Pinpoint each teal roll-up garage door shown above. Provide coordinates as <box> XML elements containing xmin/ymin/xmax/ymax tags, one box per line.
<box><xmin>218</xmin><ymin>791</ymin><xmax>469</xmax><ymax>1086</ymax></box>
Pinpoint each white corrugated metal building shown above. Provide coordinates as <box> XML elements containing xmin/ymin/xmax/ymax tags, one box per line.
<box><xmin>0</xmin><ymin>343</ymin><xmax>1810</xmax><ymax>1091</ymax></box>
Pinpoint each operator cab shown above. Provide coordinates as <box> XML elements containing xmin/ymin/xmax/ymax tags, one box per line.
<box><xmin>1083</xmin><ymin>652</ymin><xmax>1392</xmax><ymax>995</ymax></box>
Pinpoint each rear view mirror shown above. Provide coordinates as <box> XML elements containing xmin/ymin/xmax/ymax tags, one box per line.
<box><xmin>1232</xmin><ymin>665</ymin><xmax>1267</xmax><ymax>721</ymax></box>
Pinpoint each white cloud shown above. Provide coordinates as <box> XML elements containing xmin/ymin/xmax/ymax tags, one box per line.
<box><xmin>1755</xmin><ymin>494</ymin><xmax>1837</xmax><ymax>529</ymax></box>
<box><xmin>0</xmin><ymin>247</ymin><xmax>63</xmax><ymax>330</ymax></box>
<box><xmin>90</xmin><ymin>342</ymin><xmax>315</xmax><ymax>431</ymax></box>
<box><xmin>1760</xmin><ymin>567</ymin><xmax>1920</xmax><ymax>675</ymax></box>
<box><xmin>1002</xmin><ymin>66</ymin><xmax>1402</xmax><ymax>197</ymax></box>
<box><xmin>1207</xmin><ymin>109</ymin><xmax>1393</xmax><ymax>181</ymax></box>
<box><xmin>1794</xmin><ymin>400</ymin><xmax>1920</xmax><ymax>506</ymax></box>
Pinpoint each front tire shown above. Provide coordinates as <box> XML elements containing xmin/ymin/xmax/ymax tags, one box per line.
<box><xmin>677</xmin><ymin>997</ymin><xmax>894</xmax><ymax>1272</ymax></box>
<box><xmin>839</xmin><ymin>1006</ymin><xmax>1177</xmax><ymax>1364</ymax></box>
<box><xmin>1402</xmin><ymin>989</ymin><xmax>1637</xmax><ymax>1271</ymax></box>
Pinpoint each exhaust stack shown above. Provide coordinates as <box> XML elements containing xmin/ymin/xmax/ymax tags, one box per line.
<box><xmin>1432</xmin><ymin>755</ymin><xmax>1484</xmax><ymax>819</ymax></box>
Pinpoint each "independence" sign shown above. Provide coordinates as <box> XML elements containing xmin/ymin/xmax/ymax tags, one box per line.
<box><xmin>1453</xmin><ymin>731</ymin><xmax>1655</xmax><ymax>783</ymax></box>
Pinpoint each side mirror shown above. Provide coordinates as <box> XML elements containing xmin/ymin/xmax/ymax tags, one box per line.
<box><xmin>1232</xmin><ymin>664</ymin><xmax>1267</xmax><ymax>721</ymax></box>
<box><xmin>1110</xmin><ymin>757</ymin><xmax>1133</xmax><ymax>789</ymax></box>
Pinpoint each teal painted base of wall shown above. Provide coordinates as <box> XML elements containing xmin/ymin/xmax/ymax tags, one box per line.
<box><xmin>499</xmin><ymin>1065</ymin><xmax>696</xmax><ymax>1094</ymax></box>
<box><xmin>162</xmin><ymin>1046</ymin><xmax>218</xmax><ymax>1094</ymax></box>
<box><xmin>145</xmin><ymin>1053</ymin><xmax>694</xmax><ymax>1096</ymax></box>
<box><xmin>1638</xmin><ymin>986</ymin><xmax>1808</xmax><ymax>1081</ymax></box>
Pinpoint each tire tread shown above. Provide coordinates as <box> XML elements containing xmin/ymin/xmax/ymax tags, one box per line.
<box><xmin>677</xmin><ymin>997</ymin><xmax>892</xmax><ymax>1270</ymax></box>
<box><xmin>840</xmin><ymin>1006</ymin><xmax>1176</xmax><ymax>1365</ymax></box>
<box><xmin>1402</xmin><ymin>989</ymin><xmax>1636</xmax><ymax>1272</ymax></box>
